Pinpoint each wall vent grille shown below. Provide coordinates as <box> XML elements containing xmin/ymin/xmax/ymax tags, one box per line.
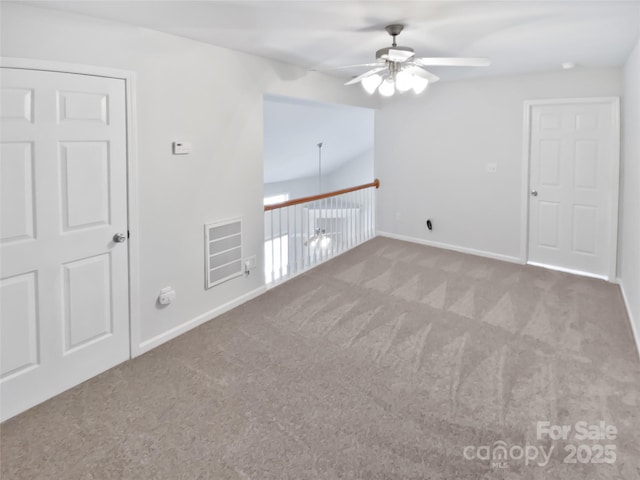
<box><xmin>205</xmin><ymin>218</ymin><xmax>243</xmax><ymax>289</ymax></box>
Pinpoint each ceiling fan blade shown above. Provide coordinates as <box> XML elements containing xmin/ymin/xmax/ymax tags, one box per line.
<box><xmin>405</xmin><ymin>65</ymin><xmax>440</xmax><ymax>84</ymax></box>
<box><xmin>344</xmin><ymin>66</ymin><xmax>387</xmax><ymax>86</ymax></box>
<box><xmin>414</xmin><ymin>57</ymin><xmax>491</xmax><ymax>67</ymax></box>
<box><xmin>313</xmin><ymin>62</ymin><xmax>383</xmax><ymax>71</ymax></box>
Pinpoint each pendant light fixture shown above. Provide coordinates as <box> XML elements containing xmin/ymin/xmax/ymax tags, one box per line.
<box><xmin>317</xmin><ymin>141</ymin><xmax>323</xmax><ymax>193</ymax></box>
<box><xmin>305</xmin><ymin>142</ymin><xmax>331</xmax><ymax>249</ymax></box>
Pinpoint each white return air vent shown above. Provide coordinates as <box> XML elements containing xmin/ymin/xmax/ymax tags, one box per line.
<box><xmin>205</xmin><ymin>218</ymin><xmax>243</xmax><ymax>289</ymax></box>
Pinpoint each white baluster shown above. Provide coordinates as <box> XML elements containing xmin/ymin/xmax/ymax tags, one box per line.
<box><xmin>270</xmin><ymin>209</ymin><xmax>275</xmax><ymax>283</ymax></box>
<box><xmin>292</xmin><ymin>204</ymin><xmax>297</xmax><ymax>275</ymax></box>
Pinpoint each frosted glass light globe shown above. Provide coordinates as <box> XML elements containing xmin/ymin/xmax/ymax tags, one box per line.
<box><xmin>361</xmin><ymin>74</ymin><xmax>382</xmax><ymax>94</ymax></box>
<box><xmin>412</xmin><ymin>76</ymin><xmax>429</xmax><ymax>94</ymax></box>
<box><xmin>378</xmin><ymin>79</ymin><xmax>395</xmax><ymax>97</ymax></box>
<box><xmin>395</xmin><ymin>70</ymin><xmax>414</xmax><ymax>92</ymax></box>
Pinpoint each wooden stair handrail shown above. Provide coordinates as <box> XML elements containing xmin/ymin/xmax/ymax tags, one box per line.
<box><xmin>264</xmin><ymin>179</ymin><xmax>380</xmax><ymax>212</ymax></box>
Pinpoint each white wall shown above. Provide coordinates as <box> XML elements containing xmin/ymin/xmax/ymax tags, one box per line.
<box><xmin>264</xmin><ymin>95</ymin><xmax>374</xmax><ymax>184</ymax></box>
<box><xmin>0</xmin><ymin>2</ymin><xmax>376</xmax><ymax>352</ymax></box>
<box><xmin>619</xmin><ymin>37</ymin><xmax>640</xmax><ymax>353</ymax></box>
<box><xmin>325</xmin><ymin>149</ymin><xmax>374</xmax><ymax>192</ymax></box>
<box><xmin>375</xmin><ymin>68</ymin><xmax>623</xmax><ymax>261</ymax></box>
<box><xmin>264</xmin><ymin>176</ymin><xmax>320</xmax><ymax>200</ymax></box>
<box><xmin>265</xmin><ymin>148</ymin><xmax>374</xmax><ymax>201</ymax></box>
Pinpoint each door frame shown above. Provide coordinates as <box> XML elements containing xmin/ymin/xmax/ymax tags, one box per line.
<box><xmin>520</xmin><ymin>97</ymin><xmax>621</xmax><ymax>281</ymax></box>
<box><xmin>0</xmin><ymin>57</ymin><xmax>141</xmax><ymax>358</ymax></box>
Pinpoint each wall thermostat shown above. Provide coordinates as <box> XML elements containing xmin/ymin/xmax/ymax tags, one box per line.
<box><xmin>172</xmin><ymin>141</ymin><xmax>192</xmax><ymax>155</ymax></box>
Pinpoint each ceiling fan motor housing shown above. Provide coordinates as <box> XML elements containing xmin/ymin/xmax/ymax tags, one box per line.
<box><xmin>376</xmin><ymin>46</ymin><xmax>415</xmax><ymax>63</ymax></box>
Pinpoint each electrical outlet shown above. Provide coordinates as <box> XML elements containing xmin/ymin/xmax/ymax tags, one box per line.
<box><xmin>158</xmin><ymin>287</ymin><xmax>176</xmax><ymax>305</ymax></box>
<box><xmin>244</xmin><ymin>255</ymin><xmax>257</xmax><ymax>273</ymax></box>
<box><xmin>486</xmin><ymin>163</ymin><xmax>497</xmax><ymax>173</ymax></box>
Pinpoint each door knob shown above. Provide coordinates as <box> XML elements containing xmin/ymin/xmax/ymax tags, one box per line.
<box><xmin>531</xmin><ymin>190</ymin><xmax>538</xmax><ymax>197</ymax></box>
<box><xmin>113</xmin><ymin>233</ymin><xmax>127</xmax><ymax>243</ymax></box>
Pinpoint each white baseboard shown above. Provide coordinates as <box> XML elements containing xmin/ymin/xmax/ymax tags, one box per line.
<box><xmin>376</xmin><ymin>231</ymin><xmax>521</xmax><ymax>264</ymax></box>
<box><xmin>136</xmin><ymin>286</ymin><xmax>267</xmax><ymax>355</ymax></box>
<box><xmin>618</xmin><ymin>281</ymin><xmax>640</xmax><ymax>362</ymax></box>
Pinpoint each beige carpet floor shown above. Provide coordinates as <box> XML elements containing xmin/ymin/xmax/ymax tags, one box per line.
<box><xmin>2</xmin><ymin>237</ymin><xmax>639</xmax><ymax>479</ymax></box>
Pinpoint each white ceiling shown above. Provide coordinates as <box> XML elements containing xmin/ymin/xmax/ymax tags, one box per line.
<box><xmin>23</xmin><ymin>1</ymin><xmax>640</xmax><ymax>82</ymax></box>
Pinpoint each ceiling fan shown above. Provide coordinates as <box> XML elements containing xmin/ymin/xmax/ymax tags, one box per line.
<box><xmin>339</xmin><ymin>24</ymin><xmax>491</xmax><ymax>96</ymax></box>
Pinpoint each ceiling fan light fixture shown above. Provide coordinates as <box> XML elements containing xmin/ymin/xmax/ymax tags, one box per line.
<box><xmin>361</xmin><ymin>73</ymin><xmax>382</xmax><ymax>94</ymax></box>
<box><xmin>320</xmin><ymin>234</ymin><xmax>331</xmax><ymax>248</ymax></box>
<box><xmin>342</xmin><ymin>24</ymin><xmax>488</xmax><ymax>97</ymax></box>
<box><xmin>307</xmin><ymin>228</ymin><xmax>331</xmax><ymax>249</ymax></box>
<box><xmin>379</xmin><ymin>78</ymin><xmax>395</xmax><ymax>97</ymax></box>
<box><xmin>395</xmin><ymin>70</ymin><xmax>414</xmax><ymax>92</ymax></box>
<box><xmin>411</xmin><ymin>76</ymin><xmax>429</xmax><ymax>94</ymax></box>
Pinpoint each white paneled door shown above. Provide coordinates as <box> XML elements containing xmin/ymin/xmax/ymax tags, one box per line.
<box><xmin>0</xmin><ymin>68</ymin><xmax>130</xmax><ymax>421</ymax></box>
<box><xmin>527</xmin><ymin>99</ymin><xmax>619</xmax><ymax>279</ymax></box>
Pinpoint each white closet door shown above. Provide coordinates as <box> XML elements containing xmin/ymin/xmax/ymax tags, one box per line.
<box><xmin>1</xmin><ymin>67</ymin><xmax>130</xmax><ymax>421</ymax></box>
<box><xmin>527</xmin><ymin>100</ymin><xmax>618</xmax><ymax>278</ymax></box>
